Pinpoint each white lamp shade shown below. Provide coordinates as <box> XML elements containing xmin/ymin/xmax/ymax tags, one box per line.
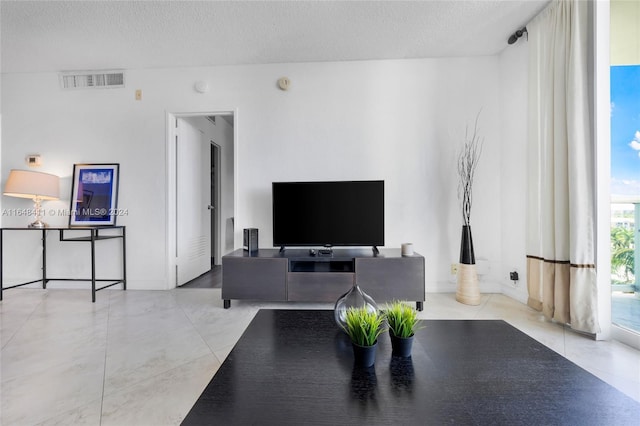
<box><xmin>3</xmin><ymin>169</ymin><xmax>60</xmax><ymax>200</ymax></box>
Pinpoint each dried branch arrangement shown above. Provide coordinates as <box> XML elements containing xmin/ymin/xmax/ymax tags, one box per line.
<box><xmin>457</xmin><ymin>113</ymin><xmax>484</xmax><ymax>227</ymax></box>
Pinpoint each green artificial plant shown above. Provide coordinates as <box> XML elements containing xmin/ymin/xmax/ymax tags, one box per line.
<box><xmin>385</xmin><ymin>300</ymin><xmax>421</xmax><ymax>338</ymax></box>
<box><xmin>344</xmin><ymin>306</ymin><xmax>386</xmax><ymax>347</ymax></box>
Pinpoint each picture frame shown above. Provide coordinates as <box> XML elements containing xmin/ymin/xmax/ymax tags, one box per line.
<box><xmin>69</xmin><ymin>163</ymin><xmax>120</xmax><ymax>227</ymax></box>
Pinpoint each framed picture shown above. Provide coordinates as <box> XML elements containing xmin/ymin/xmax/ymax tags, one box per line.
<box><xmin>69</xmin><ymin>163</ymin><xmax>120</xmax><ymax>226</ymax></box>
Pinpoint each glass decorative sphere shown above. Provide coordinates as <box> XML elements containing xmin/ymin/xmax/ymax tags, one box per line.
<box><xmin>334</xmin><ymin>283</ymin><xmax>378</xmax><ymax>332</ymax></box>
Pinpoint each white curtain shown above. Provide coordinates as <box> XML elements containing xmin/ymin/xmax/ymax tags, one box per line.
<box><xmin>526</xmin><ymin>0</ymin><xmax>599</xmax><ymax>334</ymax></box>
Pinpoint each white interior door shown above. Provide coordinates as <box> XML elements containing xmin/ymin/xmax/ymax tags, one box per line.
<box><xmin>176</xmin><ymin>117</ymin><xmax>211</xmax><ymax>285</ymax></box>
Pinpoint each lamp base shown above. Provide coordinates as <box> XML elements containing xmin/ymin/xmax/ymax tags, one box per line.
<box><xmin>28</xmin><ymin>220</ymin><xmax>48</xmax><ymax>229</ymax></box>
<box><xmin>29</xmin><ymin>197</ymin><xmax>48</xmax><ymax>228</ymax></box>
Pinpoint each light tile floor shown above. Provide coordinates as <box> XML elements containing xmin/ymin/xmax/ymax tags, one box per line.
<box><xmin>1</xmin><ymin>289</ymin><xmax>639</xmax><ymax>425</ymax></box>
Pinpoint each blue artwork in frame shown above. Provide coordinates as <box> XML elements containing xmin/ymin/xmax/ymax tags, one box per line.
<box><xmin>69</xmin><ymin>163</ymin><xmax>120</xmax><ymax>226</ymax></box>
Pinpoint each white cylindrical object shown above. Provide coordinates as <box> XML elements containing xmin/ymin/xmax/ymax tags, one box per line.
<box><xmin>401</xmin><ymin>243</ymin><xmax>414</xmax><ymax>256</ymax></box>
<box><xmin>456</xmin><ymin>264</ymin><xmax>481</xmax><ymax>305</ymax></box>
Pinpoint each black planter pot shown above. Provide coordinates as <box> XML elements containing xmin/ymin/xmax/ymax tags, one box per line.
<box><xmin>459</xmin><ymin>225</ymin><xmax>476</xmax><ymax>265</ymax></box>
<box><xmin>352</xmin><ymin>342</ymin><xmax>377</xmax><ymax>367</ymax></box>
<box><xmin>389</xmin><ymin>333</ymin><xmax>414</xmax><ymax>358</ymax></box>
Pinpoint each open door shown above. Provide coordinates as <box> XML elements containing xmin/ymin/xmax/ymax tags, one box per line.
<box><xmin>175</xmin><ymin>117</ymin><xmax>211</xmax><ymax>285</ymax></box>
<box><xmin>211</xmin><ymin>142</ymin><xmax>221</xmax><ymax>266</ymax></box>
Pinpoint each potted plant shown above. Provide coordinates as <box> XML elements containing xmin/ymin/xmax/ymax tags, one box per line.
<box><xmin>344</xmin><ymin>306</ymin><xmax>386</xmax><ymax>367</ymax></box>
<box><xmin>385</xmin><ymin>300</ymin><xmax>421</xmax><ymax>357</ymax></box>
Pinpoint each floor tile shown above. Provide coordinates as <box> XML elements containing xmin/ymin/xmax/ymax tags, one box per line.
<box><xmin>103</xmin><ymin>302</ymin><xmax>211</xmax><ymax>395</ymax></box>
<box><xmin>1</xmin><ymin>287</ymin><xmax>639</xmax><ymax>426</ymax></box>
<box><xmin>2</xmin><ymin>354</ymin><xmax>106</xmax><ymax>425</ymax></box>
<box><xmin>100</xmin><ymin>354</ymin><xmax>219</xmax><ymax>426</ymax></box>
<box><xmin>33</xmin><ymin>399</ymin><xmax>102</xmax><ymax>426</ymax></box>
<box><xmin>0</xmin><ymin>289</ymin><xmax>46</xmax><ymax>348</ymax></box>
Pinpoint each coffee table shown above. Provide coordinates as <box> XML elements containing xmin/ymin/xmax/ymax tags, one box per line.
<box><xmin>182</xmin><ymin>309</ymin><xmax>640</xmax><ymax>425</ymax></box>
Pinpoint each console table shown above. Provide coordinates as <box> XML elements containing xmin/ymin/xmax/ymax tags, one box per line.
<box><xmin>222</xmin><ymin>248</ymin><xmax>424</xmax><ymax>309</ymax></box>
<box><xmin>0</xmin><ymin>226</ymin><xmax>127</xmax><ymax>302</ymax></box>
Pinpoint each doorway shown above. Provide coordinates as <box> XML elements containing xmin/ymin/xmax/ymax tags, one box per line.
<box><xmin>167</xmin><ymin>111</ymin><xmax>235</xmax><ymax>289</ymax></box>
<box><xmin>210</xmin><ymin>141</ymin><xmax>222</xmax><ymax>267</ymax></box>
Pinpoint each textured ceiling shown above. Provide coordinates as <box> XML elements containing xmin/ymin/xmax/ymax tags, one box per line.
<box><xmin>1</xmin><ymin>0</ymin><xmax>550</xmax><ymax>74</ymax></box>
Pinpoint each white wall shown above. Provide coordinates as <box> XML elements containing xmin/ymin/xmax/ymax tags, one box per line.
<box><xmin>1</xmin><ymin>57</ymin><xmax>504</xmax><ymax>292</ymax></box>
<box><xmin>611</xmin><ymin>0</ymin><xmax>640</xmax><ymax>65</ymax></box>
<box><xmin>498</xmin><ymin>41</ymin><xmax>530</xmax><ymax>303</ymax></box>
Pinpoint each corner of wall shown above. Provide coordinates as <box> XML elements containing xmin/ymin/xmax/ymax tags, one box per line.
<box><xmin>497</xmin><ymin>39</ymin><xmax>529</xmax><ymax>306</ymax></box>
<box><xmin>500</xmin><ymin>283</ymin><xmax>529</xmax><ymax>305</ymax></box>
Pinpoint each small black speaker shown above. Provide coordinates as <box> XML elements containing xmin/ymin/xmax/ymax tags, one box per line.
<box><xmin>243</xmin><ymin>228</ymin><xmax>258</xmax><ymax>254</ymax></box>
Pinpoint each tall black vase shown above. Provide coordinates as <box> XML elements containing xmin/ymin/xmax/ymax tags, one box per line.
<box><xmin>459</xmin><ymin>225</ymin><xmax>475</xmax><ymax>265</ymax></box>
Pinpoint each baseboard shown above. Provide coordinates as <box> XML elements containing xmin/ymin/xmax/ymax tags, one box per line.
<box><xmin>500</xmin><ymin>283</ymin><xmax>528</xmax><ymax>304</ymax></box>
<box><xmin>612</xmin><ymin>324</ymin><xmax>640</xmax><ymax>351</ymax></box>
<box><xmin>428</xmin><ymin>279</ymin><xmax>502</xmax><ymax>294</ymax></box>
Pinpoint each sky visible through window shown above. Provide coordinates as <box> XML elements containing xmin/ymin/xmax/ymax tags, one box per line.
<box><xmin>611</xmin><ymin>65</ymin><xmax>640</xmax><ymax>197</ymax></box>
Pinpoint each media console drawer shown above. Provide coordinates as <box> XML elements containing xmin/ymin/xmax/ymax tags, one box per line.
<box><xmin>222</xmin><ymin>257</ymin><xmax>287</xmax><ymax>301</ymax></box>
<box><xmin>355</xmin><ymin>256</ymin><xmax>425</xmax><ymax>302</ymax></box>
<box><xmin>287</xmin><ymin>272</ymin><xmax>354</xmax><ymax>302</ymax></box>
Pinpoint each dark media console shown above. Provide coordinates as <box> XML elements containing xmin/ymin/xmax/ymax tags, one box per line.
<box><xmin>222</xmin><ymin>248</ymin><xmax>425</xmax><ymax>310</ymax></box>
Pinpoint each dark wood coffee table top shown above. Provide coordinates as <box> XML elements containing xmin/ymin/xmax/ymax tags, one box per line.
<box><xmin>182</xmin><ymin>309</ymin><xmax>640</xmax><ymax>425</ymax></box>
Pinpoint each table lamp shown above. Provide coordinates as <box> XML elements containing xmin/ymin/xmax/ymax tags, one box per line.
<box><xmin>3</xmin><ymin>169</ymin><xmax>60</xmax><ymax>228</ymax></box>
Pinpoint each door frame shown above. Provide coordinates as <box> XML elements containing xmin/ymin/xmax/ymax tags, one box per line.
<box><xmin>210</xmin><ymin>140</ymin><xmax>221</xmax><ymax>266</ymax></box>
<box><xmin>166</xmin><ymin>110</ymin><xmax>238</xmax><ymax>289</ymax></box>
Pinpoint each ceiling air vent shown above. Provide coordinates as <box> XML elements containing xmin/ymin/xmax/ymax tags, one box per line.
<box><xmin>59</xmin><ymin>70</ymin><xmax>125</xmax><ymax>89</ymax></box>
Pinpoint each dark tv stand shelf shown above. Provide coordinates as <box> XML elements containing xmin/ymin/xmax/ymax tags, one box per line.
<box><xmin>289</xmin><ymin>259</ymin><xmax>354</xmax><ymax>273</ymax></box>
<box><xmin>222</xmin><ymin>248</ymin><xmax>425</xmax><ymax>310</ymax></box>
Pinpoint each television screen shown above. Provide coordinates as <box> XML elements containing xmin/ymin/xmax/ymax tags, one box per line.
<box><xmin>272</xmin><ymin>180</ymin><xmax>384</xmax><ymax>248</ymax></box>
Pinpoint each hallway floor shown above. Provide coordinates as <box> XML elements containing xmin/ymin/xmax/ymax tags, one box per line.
<box><xmin>178</xmin><ymin>266</ymin><xmax>222</xmax><ymax>289</ymax></box>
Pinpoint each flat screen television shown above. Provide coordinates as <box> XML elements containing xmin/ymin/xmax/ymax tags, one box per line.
<box><xmin>272</xmin><ymin>180</ymin><xmax>384</xmax><ymax>249</ymax></box>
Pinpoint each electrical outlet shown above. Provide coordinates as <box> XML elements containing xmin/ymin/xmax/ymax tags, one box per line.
<box><xmin>509</xmin><ymin>271</ymin><xmax>519</xmax><ymax>285</ymax></box>
<box><xmin>451</xmin><ymin>263</ymin><xmax>458</xmax><ymax>275</ymax></box>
